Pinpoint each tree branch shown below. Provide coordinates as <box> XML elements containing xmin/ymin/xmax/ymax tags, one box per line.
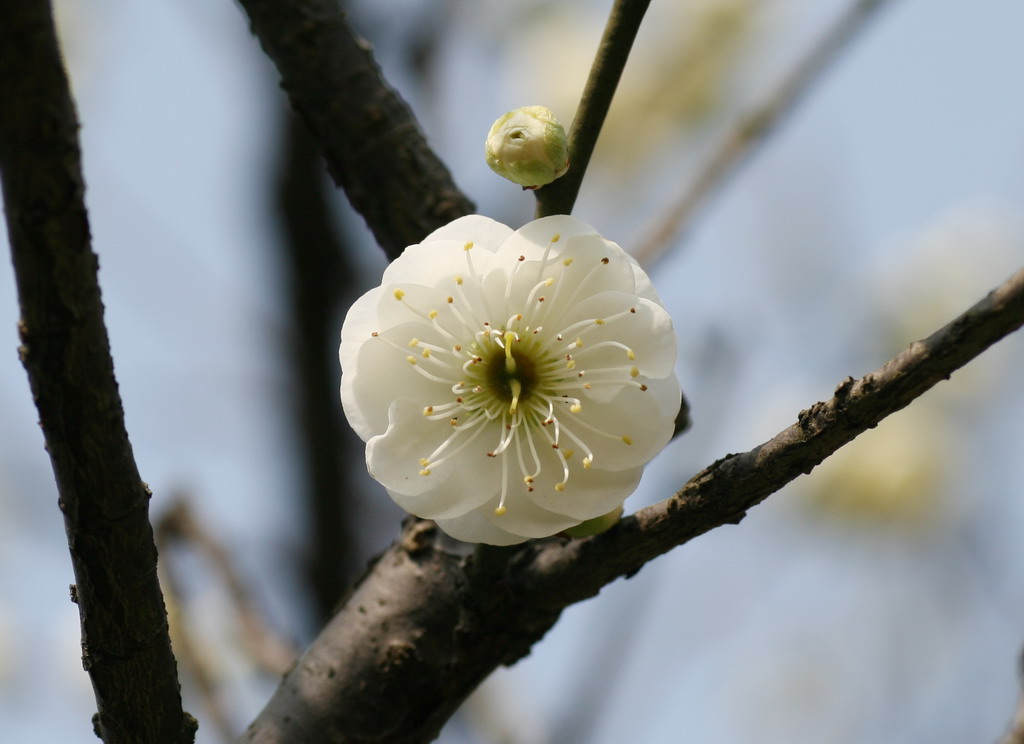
<box><xmin>240</xmin><ymin>254</ymin><xmax>1023</xmax><ymax>743</ymax></box>
<box><xmin>236</xmin><ymin>0</ymin><xmax>475</xmax><ymax>259</ymax></box>
<box><xmin>534</xmin><ymin>0</ymin><xmax>653</xmax><ymax>218</ymax></box>
<box><xmin>633</xmin><ymin>0</ymin><xmax>894</xmax><ymax>265</ymax></box>
<box><xmin>0</xmin><ymin>1</ymin><xmax>194</xmax><ymax>742</ymax></box>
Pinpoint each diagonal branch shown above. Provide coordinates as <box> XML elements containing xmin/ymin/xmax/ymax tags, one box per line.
<box><xmin>520</xmin><ymin>266</ymin><xmax>1024</xmax><ymax>595</ymax></box>
<box><xmin>236</xmin><ymin>0</ymin><xmax>475</xmax><ymax>259</ymax></box>
<box><xmin>240</xmin><ymin>255</ymin><xmax>1023</xmax><ymax>743</ymax></box>
<box><xmin>0</xmin><ymin>1</ymin><xmax>195</xmax><ymax>742</ymax></box>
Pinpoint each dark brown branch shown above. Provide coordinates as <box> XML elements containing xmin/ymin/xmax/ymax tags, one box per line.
<box><xmin>237</xmin><ymin>0</ymin><xmax>475</xmax><ymax>259</ymax></box>
<box><xmin>273</xmin><ymin>111</ymin><xmax>364</xmax><ymax>620</ymax></box>
<box><xmin>240</xmin><ymin>258</ymin><xmax>1023</xmax><ymax>743</ymax></box>
<box><xmin>0</xmin><ymin>1</ymin><xmax>194</xmax><ymax>742</ymax></box>
<box><xmin>534</xmin><ymin>0</ymin><xmax>653</xmax><ymax>218</ymax></box>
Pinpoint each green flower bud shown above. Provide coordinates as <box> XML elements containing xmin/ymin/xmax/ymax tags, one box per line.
<box><xmin>485</xmin><ymin>106</ymin><xmax>569</xmax><ymax>189</ymax></box>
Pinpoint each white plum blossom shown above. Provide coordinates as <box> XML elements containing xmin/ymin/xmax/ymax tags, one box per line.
<box><xmin>340</xmin><ymin>215</ymin><xmax>681</xmax><ymax>545</ymax></box>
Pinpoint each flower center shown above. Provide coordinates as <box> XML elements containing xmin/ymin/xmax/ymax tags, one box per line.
<box><xmin>483</xmin><ymin>333</ymin><xmax>541</xmax><ymax>414</ymax></box>
<box><xmin>377</xmin><ymin>235</ymin><xmax>650</xmax><ymax>518</ymax></box>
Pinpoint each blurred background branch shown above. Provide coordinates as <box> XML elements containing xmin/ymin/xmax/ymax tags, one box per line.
<box><xmin>634</xmin><ymin>0</ymin><xmax>894</xmax><ymax>265</ymax></box>
<box><xmin>272</xmin><ymin>110</ymin><xmax>366</xmax><ymax>621</ymax></box>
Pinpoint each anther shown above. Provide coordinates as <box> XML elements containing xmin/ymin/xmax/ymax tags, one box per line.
<box><xmin>394</xmin><ymin>289</ymin><xmax>405</xmax><ymax>300</ymax></box>
<box><xmin>622</xmin><ymin>435</ymin><xmax>633</xmax><ymax>445</ymax></box>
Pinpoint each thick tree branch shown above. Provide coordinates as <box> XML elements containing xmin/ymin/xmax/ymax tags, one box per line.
<box><xmin>241</xmin><ymin>257</ymin><xmax>1022</xmax><ymax>743</ymax></box>
<box><xmin>236</xmin><ymin>0</ymin><xmax>475</xmax><ymax>259</ymax></box>
<box><xmin>0</xmin><ymin>2</ymin><xmax>194</xmax><ymax>742</ymax></box>
<box><xmin>534</xmin><ymin>0</ymin><xmax>653</xmax><ymax>218</ymax></box>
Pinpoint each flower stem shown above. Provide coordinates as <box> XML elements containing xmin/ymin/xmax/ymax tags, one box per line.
<box><xmin>534</xmin><ymin>0</ymin><xmax>653</xmax><ymax>218</ymax></box>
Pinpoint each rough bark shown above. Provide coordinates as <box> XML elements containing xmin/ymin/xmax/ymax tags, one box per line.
<box><xmin>238</xmin><ymin>0</ymin><xmax>475</xmax><ymax>259</ymax></box>
<box><xmin>0</xmin><ymin>2</ymin><xmax>194</xmax><ymax>742</ymax></box>
<box><xmin>240</xmin><ymin>269</ymin><xmax>1024</xmax><ymax>743</ymax></box>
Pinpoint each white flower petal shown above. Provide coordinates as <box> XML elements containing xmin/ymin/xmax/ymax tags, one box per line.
<box><xmin>525</xmin><ymin>461</ymin><xmax>644</xmax><ymax>520</ymax></box>
<box><xmin>341</xmin><ymin>320</ymin><xmax>450</xmax><ymax>441</ymax></box>
<box><xmin>423</xmin><ymin>214</ymin><xmax>513</xmax><ymax>250</ymax></box>
<box><xmin>434</xmin><ymin>509</ymin><xmax>533</xmax><ymax>546</ymax></box>
<box><xmin>568</xmin><ymin>376</ymin><xmax>680</xmax><ymax>471</ymax></box>
<box><xmin>339</xmin><ymin>214</ymin><xmax>682</xmax><ymax>544</ymax></box>
<box><xmin>473</xmin><ymin>490</ymin><xmax>580</xmax><ymax>539</ymax></box>
<box><xmin>367</xmin><ymin>399</ymin><xmax>499</xmax><ymax>519</ymax></box>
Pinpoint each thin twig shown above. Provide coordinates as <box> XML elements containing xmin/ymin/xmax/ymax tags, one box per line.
<box><xmin>534</xmin><ymin>0</ymin><xmax>653</xmax><ymax>218</ymax></box>
<box><xmin>240</xmin><ymin>267</ymin><xmax>1024</xmax><ymax>743</ymax></box>
<box><xmin>633</xmin><ymin>0</ymin><xmax>893</xmax><ymax>266</ymax></box>
<box><xmin>0</xmin><ymin>2</ymin><xmax>194</xmax><ymax>742</ymax></box>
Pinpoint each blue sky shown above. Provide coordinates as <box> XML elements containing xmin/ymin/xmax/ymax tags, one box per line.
<box><xmin>1</xmin><ymin>0</ymin><xmax>1023</xmax><ymax>741</ymax></box>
